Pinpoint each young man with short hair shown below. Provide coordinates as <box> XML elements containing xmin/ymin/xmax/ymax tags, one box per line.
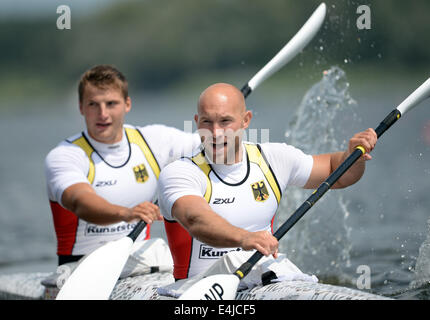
<box><xmin>45</xmin><ymin>65</ymin><xmax>200</xmax><ymax>265</ymax></box>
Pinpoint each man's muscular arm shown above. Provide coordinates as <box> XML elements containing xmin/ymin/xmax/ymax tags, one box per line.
<box><xmin>62</xmin><ymin>183</ymin><xmax>162</xmax><ymax>225</ymax></box>
<box><xmin>172</xmin><ymin>195</ymin><xmax>278</xmax><ymax>257</ymax></box>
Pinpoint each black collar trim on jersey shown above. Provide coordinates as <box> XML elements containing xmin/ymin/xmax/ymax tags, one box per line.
<box><xmin>80</xmin><ymin>131</ymin><xmax>132</xmax><ymax>169</ymax></box>
<box><xmin>208</xmin><ymin>149</ymin><xmax>251</xmax><ymax>187</ymax></box>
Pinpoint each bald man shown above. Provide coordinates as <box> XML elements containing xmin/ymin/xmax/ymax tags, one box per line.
<box><xmin>158</xmin><ymin>83</ymin><xmax>377</xmax><ymax>280</ymax></box>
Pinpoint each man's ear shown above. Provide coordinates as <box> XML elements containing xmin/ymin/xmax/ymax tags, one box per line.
<box><xmin>243</xmin><ymin>110</ymin><xmax>253</xmax><ymax>129</ymax></box>
<box><xmin>125</xmin><ymin>97</ymin><xmax>132</xmax><ymax>113</ymax></box>
<box><xmin>194</xmin><ymin>114</ymin><xmax>198</xmax><ymax>124</ymax></box>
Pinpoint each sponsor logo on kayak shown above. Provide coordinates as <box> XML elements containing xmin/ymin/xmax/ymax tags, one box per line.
<box><xmin>199</xmin><ymin>245</ymin><xmax>242</xmax><ymax>259</ymax></box>
<box><xmin>85</xmin><ymin>223</ymin><xmax>137</xmax><ymax>236</ymax></box>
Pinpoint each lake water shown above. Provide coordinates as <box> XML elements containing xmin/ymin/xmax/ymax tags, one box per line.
<box><xmin>0</xmin><ymin>67</ymin><xmax>429</xmax><ymax>299</ymax></box>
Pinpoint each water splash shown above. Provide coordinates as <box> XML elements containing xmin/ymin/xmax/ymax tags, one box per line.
<box><xmin>284</xmin><ymin>66</ymin><xmax>358</xmax><ymax>153</ymax></box>
<box><xmin>278</xmin><ymin>66</ymin><xmax>358</xmax><ymax>282</ymax></box>
<box><xmin>410</xmin><ymin>218</ymin><xmax>430</xmax><ymax>291</ymax></box>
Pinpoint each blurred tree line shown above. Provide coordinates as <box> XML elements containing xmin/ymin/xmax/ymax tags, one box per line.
<box><xmin>0</xmin><ymin>0</ymin><xmax>429</xmax><ymax>99</ymax></box>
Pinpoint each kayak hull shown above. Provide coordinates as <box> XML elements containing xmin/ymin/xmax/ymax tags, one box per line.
<box><xmin>0</xmin><ymin>272</ymin><xmax>390</xmax><ymax>300</ymax></box>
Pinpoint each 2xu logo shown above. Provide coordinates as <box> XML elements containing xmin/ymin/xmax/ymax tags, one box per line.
<box><xmin>95</xmin><ymin>180</ymin><xmax>117</xmax><ymax>187</ymax></box>
<box><xmin>203</xmin><ymin>283</ymin><xmax>225</xmax><ymax>300</ymax></box>
<box><xmin>212</xmin><ymin>197</ymin><xmax>235</xmax><ymax>204</ymax></box>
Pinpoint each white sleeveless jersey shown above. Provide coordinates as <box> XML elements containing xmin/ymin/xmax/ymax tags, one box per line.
<box><xmin>46</xmin><ymin>124</ymin><xmax>200</xmax><ymax>259</ymax></box>
<box><xmin>48</xmin><ymin>126</ymin><xmax>160</xmax><ymax>256</ymax></box>
<box><xmin>163</xmin><ymin>143</ymin><xmax>285</xmax><ymax>279</ymax></box>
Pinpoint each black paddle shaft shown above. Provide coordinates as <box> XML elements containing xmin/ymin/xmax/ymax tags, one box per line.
<box><xmin>241</xmin><ymin>84</ymin><xmax>252</xmax><ymax>98</ymax></box>
<box><xmin>235</xmin><ymin>109</ymin><xmax>402</xmax><ymax>279</ymax></box>
<box><xmin>127</xmin><ymin>220</ymin><xmax>148</xmax><ymax>242</ymax></box>
<box><xmin>127</xmin><ymin>200</ymin><xmax>159</xmax><ymax>242</ymax></box>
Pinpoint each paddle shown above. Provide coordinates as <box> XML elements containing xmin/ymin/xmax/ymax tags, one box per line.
<box><xmin>56</xmin><ymin>220</ymin><xmax>147</xmax><ymax>300</ymax></box>
<box><xmin>179</xmin><ymin>78</ymin><xmax>430</xmax><ymax>300</ymax></box>
<box><xmin>241</xmin><ymin>2</ymin><xmax>327</xmax><ymax>98</ymax></box>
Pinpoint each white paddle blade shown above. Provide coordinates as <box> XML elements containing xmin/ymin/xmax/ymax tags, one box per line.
<box><xmin>248</xmin><ymin>2</ymin><xmax>327</xmax><ymax>91</ymax></box>
<box><xmin>178</xmin><ymin>274</ymin><xmax>240</xmax><ymax>300</ymax></box>
<box><xmin>56</xmin><ymin>237</ymin><xmax>133</xmax><ymax>300</ymax></box>
<box><xmin>397</xmin><ymin>78</ymin><xmax>430</xmax><ymax>115</ymax></box>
